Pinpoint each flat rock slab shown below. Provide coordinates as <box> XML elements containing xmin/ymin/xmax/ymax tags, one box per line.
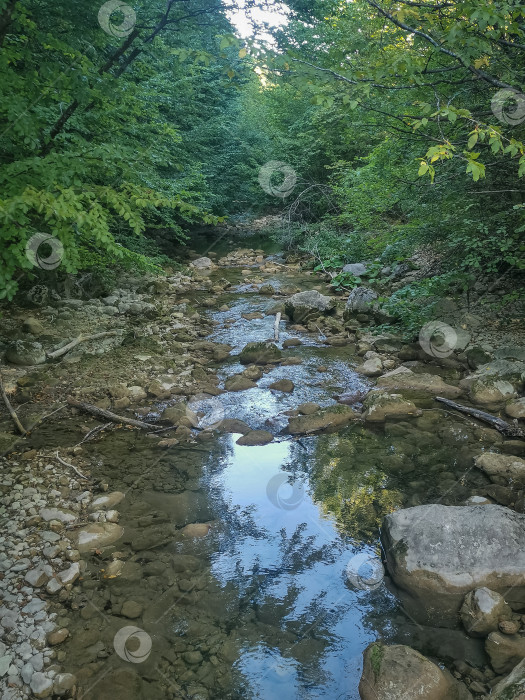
<box><xmin>382</xmin><ymin>504</ymin><xmax>525</xmax><ymax>626</ymax></box>
<box><xmin>377</xmin><ymin>367</ymin><xmax>462</xmax><ymax>399</ymax></box>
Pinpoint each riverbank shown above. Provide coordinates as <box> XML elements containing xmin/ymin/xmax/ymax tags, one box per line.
<box><xmin>0</xmin><ymin>237</ymin><xmax>524</xmax><ymax>699</ymax></box>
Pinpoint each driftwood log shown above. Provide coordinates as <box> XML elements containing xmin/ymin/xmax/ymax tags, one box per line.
<box><xmin>435</xmin><ymin>397</ymin><xmax>525</xmax><ymax>438</ymax></box>
<box><xmin>47</xmin><ymin>331</ymin><xmax>119</xmax><ymax>360</ymax></box>
<box><xmin>67</xmin><ymin>397</ymin><xmax>159</xmax><ymax>430</ymax></box>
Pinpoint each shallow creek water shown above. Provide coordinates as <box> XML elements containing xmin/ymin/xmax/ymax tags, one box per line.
<box><xmin>41</xmin><ymin>262</ymin><xmax>499</xmax><ymax>698</ymax></box>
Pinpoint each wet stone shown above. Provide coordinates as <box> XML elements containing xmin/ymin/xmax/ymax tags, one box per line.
<box><xmin>121</xmin><ymin>600</ymin><xmax>143</xmax><ymax>619</ymax></box>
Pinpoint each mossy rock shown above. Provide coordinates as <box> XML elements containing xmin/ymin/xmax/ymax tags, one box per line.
<box><xmin>239</xmin><ymin>342</ymin><xmax>282</xmax><ymax>365</ymax></box>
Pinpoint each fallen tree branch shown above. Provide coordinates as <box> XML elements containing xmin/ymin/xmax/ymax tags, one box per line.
<box><xmin>0</xmin><ymin>371</ymin><xmax>26</xmax><ymax>435</ymax></box>
<box><xmin>67</xmin><ymin>396</ymin><xmax>159</xmax><ymax>430</ymax></box>
<box><xmin>47</xmin><ymin>331</ymin><xmax>119</xmax><ymax>360</ymax></box>
<box><xmin>55</xmin><ymin>451</ymin><xmax>89</xmax><ymax>481</ymax></box>
<box><xmin>274</xmin><ymin>312</ymin><xmax>281</xmax><ymax>342</ymax></box>
<box><xmin>435</xmin><ymin>397</ymin><xmax>525</xmax><ymax>438</ymax></box>
<box><xmin>75</xmin><ymin>422</ymin><xmax>114</xmax><ymax>446</ymax></box>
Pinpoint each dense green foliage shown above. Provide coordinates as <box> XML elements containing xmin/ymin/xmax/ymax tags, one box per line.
<box><xmin>0</xmin><ymin>0</ymin><xmax>248</xmax><ymax>298</ymax></box>
<box><xmin>258</xmin><ymin>2</ymin><xmax>525</xmax><ymax>274</ymax></box>
<box><xmin>1</xmin><ymin>0</ymin><xmax>524</xmax><ymax>316</ymax></box>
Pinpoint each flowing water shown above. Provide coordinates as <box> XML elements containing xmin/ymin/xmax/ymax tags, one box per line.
<box><xmin>40</xmin><ymin>253</ymin><xmax>497</xmax><ymax>699</ymax></box>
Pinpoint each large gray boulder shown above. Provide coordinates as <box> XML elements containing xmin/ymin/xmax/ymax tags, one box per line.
<box><xmin>359</xmin><ymin>643</ymin><xmax>471</xmax><ymax>700</ymax></box>
<box><xmin>459</xmin><ymin>360</ymin><xmax>525</xmax><ymax>405</ymax></box>
<box><xmin>284</xmin><ymin>290</ymin><xmax>336</xmax><ymax>323</ymax></box>
<box><xmin>190</xmin><ymin>256</ymin><xmax>213</xmax><ymax>270</ymax></box>
<box><xmin>342</xmin><ymin>262</ymin><xmax>367</xmax><ymax>276</ymax></box>
<box><xmin>344</xmin><ymin>286</ymin><xmax>378</xmax><ymax>316</ymax></box>
<box><xmin>381</xmin><ymin>505</ymin><xmax>525</xmax><ymax>626</ymax></box>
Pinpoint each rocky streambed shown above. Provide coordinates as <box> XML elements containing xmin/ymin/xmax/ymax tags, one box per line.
<box><xmin>0</xmin><ymin>242</ymin><xmax>524</xmax><ymax>699</ymax></box>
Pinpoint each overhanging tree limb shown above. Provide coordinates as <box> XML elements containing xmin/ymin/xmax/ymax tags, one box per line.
<box><xmin>365</xmin><ymin>0</ymin><xmax>519</xmax><ymax>90</ymax></box>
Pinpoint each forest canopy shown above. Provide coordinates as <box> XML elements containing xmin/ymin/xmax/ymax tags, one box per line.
<box><xmin>1</xmin><ymin>0</ymin><xmax>524</xmax><ymax>317</ymax></box>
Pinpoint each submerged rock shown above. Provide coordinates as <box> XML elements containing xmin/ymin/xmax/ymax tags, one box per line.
<box><xmin>359</xmin><ymin>643</ymin><xmax>471</xmax><ymax>700</ymax></box>
<box><xmin>284</xmin><ymin>290</ymin><xmax>336</xmax><ymax>323</ymax></box>
<box><xmin>181</xmin><ymin>523</ymin><xmax>211</xmax><ymax>538</ymax></box>
<box><xmin>90</xmin><ymin>491</ymin><xmax>125</xmax><ymax>511</ymax></box>
<box><xmin>363</xmin><ymin>392</ymin><xmax>421</xmax><ymax>422</ymax></box>
<box><xmin>287</xmin><ymin>405</ymin><xmax>357</xmax><ymax>435</ymax></box>
<box><xmin>76</xmin><ymin>523</ymin><xmax>124</xmax><ymax>553</ymax></box>
<box><xmin>381</xmin><ymin>505</ymin><xmax>525</xmax><ymax>626</ymax></box>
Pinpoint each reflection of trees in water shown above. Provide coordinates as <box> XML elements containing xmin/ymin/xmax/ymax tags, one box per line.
<box><xmin>195</xmin><ymin>431</ymin><xmax>406</xmax><ymax>695</ymax></box>
<box><xmin>225</xmin><ymin>521</ymin><xmax>351</xmax><ymax>694</ymax></box>
<box><xmin>289</xmin><ymin>429</ymin><xmax>403</xmax><ymax>543</ymax></box>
